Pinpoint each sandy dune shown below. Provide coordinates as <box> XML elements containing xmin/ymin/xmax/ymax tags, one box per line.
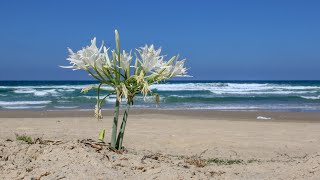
<box><xmin>0</xmin><ymin>110</ymin><xmax>320</xmax><ymax>179</ymax></box>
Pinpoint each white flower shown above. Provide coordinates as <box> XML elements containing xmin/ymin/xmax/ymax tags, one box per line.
<box><xmin>118</xmin><ymin>50</ymin><xmax>132</xmax><ymax>71</ymax></box>
<box><xmin>141</xmin><ymin>81</ymin><xmax>151</xmax><ymax>100</ymax></box>
<box><xmin>103</xmin><ymin>46</ymin><xmax>112</xmax><ymax>67</ymax></box>
<box><xmin>95</xmin><ymin>55</ymin><xmax>105</xmax><ymax>71</ymax></box>
<box><xmin>60</xmin><ymin>48</ymin><xmax>86</xmax><ymax>70</ymax></box>
<box><xmin>61</xmin><ymin>37</ymin><xmax>103</xmax><ymax>70</ymax></box>
<box><xmin>165</xmin><ymin>56</ymin><xmax>187</xmax><ymax>77</ymax></box>
<box><xmin>137</xmin><ymin>44</ymin><xmax>164</xmax><ymax>73</ymax></box>
<box><xmin>94</xmin><ymin>46</ymin><xmax>113</xmax><ymax>71</ymax></box>
<box><xmin>116</xmin><ymin>82</ymin><xmax>129</xmax><ymax>102</ymax></box>
<box><xmin>78</xmin><ymin>37</ymin><xmax>103</xmax><ymax>68</ymax></box>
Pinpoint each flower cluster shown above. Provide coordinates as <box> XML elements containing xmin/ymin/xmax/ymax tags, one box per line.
<box><xmin>61</xmin><ymin>30</ymin><xmax>187</xmax><ymax>106</ymax></box>
<box><xmin>62</xmin><ymin>30</ymin><xmax>188</xmax><ymax>119</ymax></box>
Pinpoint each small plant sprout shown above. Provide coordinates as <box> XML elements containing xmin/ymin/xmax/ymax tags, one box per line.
<box><xmin>15</xmin><ymin>134</ymin><xmax>33</xmax><ymax>144</ymax></box>
<box><xmin>61</xmin><ymin>30</ymin><xmax>188</xmax><ymax>150</ymax></box>
<box><xmin>98</xmin><ymin>128</ymin><xmax>106</xmax><ymax>142</ymax></box>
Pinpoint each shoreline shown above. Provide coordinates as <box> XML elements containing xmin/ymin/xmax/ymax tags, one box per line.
<box><xmin>1</xmin><ymin>109</ymin><xmax>320</xmax><ymax>122</ymax></box>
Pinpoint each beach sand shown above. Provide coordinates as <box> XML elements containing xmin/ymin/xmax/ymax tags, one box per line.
<box><xmin>0</xmin><ymin>110</ymin><xmax>320</xmax><ymax>179</ymax></box>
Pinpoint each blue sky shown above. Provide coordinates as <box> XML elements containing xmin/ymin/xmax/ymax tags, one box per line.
<box><xmin>0</xmin><ymin>0</ymin><xmax>319</xmax><ymax>80</ymax></box>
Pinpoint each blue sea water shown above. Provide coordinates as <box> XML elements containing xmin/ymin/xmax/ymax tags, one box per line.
<box><xmin>0</xmin><ymin>81</ymin><xmax>320</xmax><ymax>112</ymax></box>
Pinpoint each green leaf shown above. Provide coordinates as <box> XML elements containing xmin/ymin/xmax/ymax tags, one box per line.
<box><xmin>98</xmin><ymin>128</ymin><xmax>106</xmax><ymax>142</ymax></box>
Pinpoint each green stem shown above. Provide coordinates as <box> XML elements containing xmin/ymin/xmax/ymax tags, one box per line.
<box><xmin>116</xmin><ymin>102</ymin><xmax>130</xmax><ymax>150</ymax></box>
<box><xmin>97</xmin><ymin>83</ymin><xmax>102</xmax><ymax>104</ymax></box>
<box><xmin>93</xmin><ymin>67</ymin><xmax>112</xmax><ymax>86</ymax></box>
<box><xmin>87</xmin><ymin>69</ymin><xmax>103</xmax><ymax>82</ymax></box>
<box><xmin>109</xmin><ymin>67</ymin><xmax>126</xmax><ymax>79</ymax></box>
<box><xmin>101</xmin><ymin>68</ymin><xmax>115</xmax><ymax>85</ymax></box>
<box><xmin>98</xmin><ymin>92</ymin><xmax>115</xmax><ymax>108</ymax></box>
<box><xmin>111</xmin><ymin>99</ymin><xmax>120</xmax><ymax>148</ymax></box>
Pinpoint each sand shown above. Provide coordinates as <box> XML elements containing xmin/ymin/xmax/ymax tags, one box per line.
<box><xmin>0</xmin><ymin>110</ymin><xmax>320</xmax><ymax>179</ymax></box>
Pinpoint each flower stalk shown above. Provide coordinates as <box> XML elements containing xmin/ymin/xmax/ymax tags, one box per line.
<box><xmin>116</xmin><ymin>102</ymin><xmax>130</xmax><ymax>150</ymax></box>
<box><xmin>111</xmin><ymin>99</ymin><xmax>120</xmax><ymax>148</ymax></box>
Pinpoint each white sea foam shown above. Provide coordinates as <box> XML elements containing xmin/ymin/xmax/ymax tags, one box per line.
<box><xmin>81</xmin><ymin>96</ymin><xmax>98</xmax><ymax>99</ymax></box>
<box><xmin>13</xmin><ymin>89</ymin><xmax>36</xmax><ymax>94</ymax></box>
<box><xmin>109</xmin><ymin>94</ymin><xmax>117</xmax><ymax>98</ymax></box>
<box><xmin>34</xmin><ymin>89</ymin><xmax>58</xmax><ymax>96</ymax></box>
<box><xmin>168</xmin><ymin>95</ymin><xmax>186</xmax><ymax>98</ymax></box>
<box><xmin>257</xmin><ymin>116</ymin><xmax>272</xmax><ymax>120</ymax></box>
<box><xmin>105</xmin><ymin>98</ymin><xmax>117</xmax><ymax>103</ymax></box>
<box><xmin>150</xmin><ymin>83</ymin><xmax>320</xmax><ymax>95</ymax></box>
<box><xmin>53</xmin><ymin>106</ymin><xmax>79</xmax><ymax>109</ymax></box>
<box><xmin>0</xmin><ymin>84</ymin><xmax>113</xmax><ymax>90</ymax></box>
<box><xmin>80</xmin><ymin>96</ymin><xmax>119</xmax><ymax>103</ymax></box>
<box><xmin>0</xmin><ymin>85</ymin><xmax>87</xmax><ymax>89</ymax></box>
<box><xmin>3</xmin><ymin>84</ymin><xmax>112</xmax><ymax>98</ymax></box>
<box><xmin>0</xmin><ymin>101</ymin><xmax>51</xmax><ymax>106</ymax></box>
<box><xmin>2</xmin><ymin>106</ymin><xmax>46</xmax><ymax>109</ymax></box>
<box><xmin>174</xmin><ymin>105</ymin><xmax>263</xmax><ymax>110</ymax></box>
<box><xmin>57</xmin><ymin>100</ymin><xmax>71</xmax><ymax>103</ymax></box>
<box><xmin>301</xmin><ymin>95</ymin><xmax>320</xmax><ymax>100</ymax></box>
<box><xmin>214</xmin><ymin>91</ymin><xmax>317</xmax><ymax>95</ymax></box>
<box><xmin>14</xmin><ymin>89</ymin><xmax>59</xmax><ymax>96</ymax></box>
<box><xmin>158</xmin><ymin>104</ymin><xmax>320</xmax><ymax>111</ymax></box>
<box><xmin>57</xmin><ymin>89</ymin><xmax>76</xmax><ymax>92</ymax></box>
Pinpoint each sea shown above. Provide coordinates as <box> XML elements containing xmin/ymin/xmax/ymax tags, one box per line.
<box><xmin>0</xmin><ymin>80</ymin><xmax>320</xmax><ymax>112</ymax></box>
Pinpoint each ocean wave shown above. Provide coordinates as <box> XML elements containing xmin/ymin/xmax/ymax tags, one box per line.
<box><xmin>0</xmin><ymin>101</ymin><xmax>51</xmax><ymax>106</ymax></box>
<box><xmin>79</xmin><ymin>96</ymin><xmax>120</xmax><ymax>103</ymax></box>
<box><xmin>157</xmin><ymin>104</ymin><xmax>320</xmax><ymax>111</ymax></box>
<box><xmin>0</xmin><ymin>85</ymin><xmax>90</xmax><ymax>89</ymax></box>
<box><xmin>60</xmin><ymin>96</ymin><xmax>96</xmax><ymax>103</ymax></box>
<box><xmin>151</xmin><ymin>83</ymin><xmax>320</xmax><ymax>92</ymax></box>
<box><xmin>53</xmin><ymin>106</ymin><xmax>79</xmax><ymax>109</ymax></box>
<box><xmin>13</xmin><ymin>89</ymin><xmax>59</xmax><ymax>96</ymax></box>
<box><xmin>164</xmin><ymin>95</ymin><xmax>320</xmax><ymax>103</ymax></box>
<box><xmin>3</xmin><ymin>83</ymin><xmax>320</xmax><ymax>97</ymax></box>
<box><xmin>2</xmin><ymin>106</ymin><xmax>46</xmax><ymax>109</ymax></box>
<box><xmin>168</xmin><ymin>95</ymin><xmax>186</xmax><ymax>98</ymax></box>
<box><xmin>57</xmin><ymin>89</ymin><xmax>76</xmax><ymax>92</ymax></box>
<box><xmin>57</xmin><ymin>100</ymin><xmax>71</xmax><ymax>103</ymax></box>
<box><xmin>0</xmin><ymin>84</ymin><xmax>113</xmax><ymax>90</ymax></box>
<box><xmin>1</xmin><ymin>82</ymin><xmax>320</xmax><ymax>112</ymax></box>
<box><xmin>1</xmin><ymin>84</ymin><xmax>112</xmax><ymax>98</ymax></box>
<box><xmin>60</xmin><ymin>96</ymin><xmax>119</xmax><ymax>104</ymax></box>
<box><xmin>155</xmin><ymin>104</ymin><xmax>264</xmax><ymax>110</ymax></box>
<box><xmin>13</xmin><ymin>89</ymin><xmax>35</xmax><ymax>94</ymax></box>
<box><xmin>213</xmin><ymin>91</ymin><xmax>318</xmax><ymax>95</ymax></box>
<box><xmin>105</xmin><ymin>98</ymin><xmax>117</xmax><ymax>103</ymax></box>
<box><xmin>226</xmin><ymin>83</ymin><xmax>320</xmax><ymax>90</ymax></box>
<box><xmin>186</xmin><ymin>106</ymin><xmax>262</xmax><ymax>110</ymax></box>
<box><xmin>81</xmin><ymin>96</ymin><xmax>98</xmax><ymax>99</ymax></box>
<box><xmin>300</xmin><ymin>95</ymin><xmax>320</xmax><ymax>100</ymax></box>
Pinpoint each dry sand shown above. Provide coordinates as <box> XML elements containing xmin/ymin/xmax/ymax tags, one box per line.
<box><xmin>0</xmin><ymin>110</ymin><xmax>320</xmax><ymax>179</ymax></box>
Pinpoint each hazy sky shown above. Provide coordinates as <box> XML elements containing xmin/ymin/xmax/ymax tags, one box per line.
<box><xmin>0</xmin><ymin>0</ymin><xmax>319</xmax><ymax>80</ymax></box>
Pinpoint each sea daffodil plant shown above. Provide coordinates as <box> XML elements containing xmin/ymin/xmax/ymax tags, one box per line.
<box><xmin>61</xmin><ymin>30</ymin><xmax>188</xmax><ymax>150</ymax></box>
